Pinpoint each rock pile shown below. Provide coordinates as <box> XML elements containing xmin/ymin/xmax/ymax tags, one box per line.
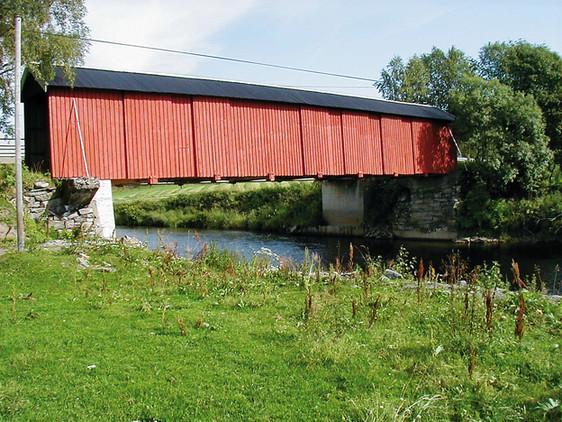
<box><xmin>24</xmin><ymin>178</ymin><xmax>100</xmax><ymax>235</ymax></box>
<box><xmin>24</xmin><ymin>181</ymin><xmax>56</xmax><ymax>221</ymax></box>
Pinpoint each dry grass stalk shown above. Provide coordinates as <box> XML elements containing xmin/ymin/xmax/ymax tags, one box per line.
<box><xmin>484</xmin><ymin>290</ymin><xmax>494</xmax><ymax>333</ymax></box>
<box><xmin>330</xmin><ymin>274</ymin><xmax>338</xmax><ymax>296</ymax></box>
<box><xmin>368</xmin><ymin>295</ymin><xmax>381</xmax><ymax>328</ymax></box>
<box><xmin>468</xmin><ymin>345</ymin><xmax>477</xmax><ymax>378</ymax></box>
<box><xmin>304</xmin><ymin>292</ymin><xmax>314</xmax><ymax>320</ymax></box>
<box><xmin>334</xmin><ymin>257</ymin><xmax>341</xmax><ymax>274</ymax></box>
<box><xmin>176</xmin><ymin>316</ymin><xmax>187</xmax><ymax>336</ymax></box>
<box><xmin>515</xmin><ymin>293</ymin><xmax>526</xmax><ymax>340</ymax></box>
<box><xmin>348</xmin><ymin>242</ymin><xmax>354</xmax><ymax>272</ymax></box>
<box><xmin>417</xmin><ymin>258</ymin><xmax>425</xmax><ymax>303</ymax></box>
<box><xmin>361</xmin><ymin>271</ymin><xmax>370</xmax><ymax>302</ymax></box>
<box><xmin>511</xmin><ymin>259</ymin><xmax>526</xmax><ymax>290</ymax></box>
<box><xmin>11</xmin><ymin>287</ymin><xmax>17</xmax><ymax>322</ymax></box>
<box><xmin>533</xmin><ymin>265</ymin><xmax>544</xmax><ymax>293</ymax></box>
<box><xmin>443</xmin><ymin>252</ymin><xmax>468</xmax><ymax>285</ymax></box>
<box><xmin>161</xmin><ymin>304</ymin><xmax>170</xmax><ymax>329</ymax></box>
<box><xmin>351</xmin><ymin>298</ymin><xmax>357</xmax><ymax>319</ymax></box>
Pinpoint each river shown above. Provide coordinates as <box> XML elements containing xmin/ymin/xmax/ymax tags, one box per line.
<box><xmin>117</xmin><ymin>226</ymin><xmax>561</xmax><ymax>294</ymax></box>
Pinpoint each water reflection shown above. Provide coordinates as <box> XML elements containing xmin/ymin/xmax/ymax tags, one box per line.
<box><xmin>117</xmin><ymin>226</ymin><xmax>561</xmax><ymax>294</ymax></box>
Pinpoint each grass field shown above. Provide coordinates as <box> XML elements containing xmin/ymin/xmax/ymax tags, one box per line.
<box><xmin>112</xmin><ymin>181</ymin><xmax>302</xmax><ymax>205</ymax></box>
<box><xmin>1</xmin><ymin>242</ymin><xmax>560</xmax><ymax>420</ymax></box>
<box><xmin>113</xmin><ymin>181</ymin><xmax>323</xmax><ymax>231</ymax></box>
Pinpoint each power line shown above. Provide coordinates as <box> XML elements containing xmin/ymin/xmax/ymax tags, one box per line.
<box><xmin>46</xmin><ymin>32</ymin><xmax>379</xmax><ymax>84</ymax></box>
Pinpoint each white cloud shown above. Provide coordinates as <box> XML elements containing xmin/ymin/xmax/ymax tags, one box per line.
<box><xmin>84</xmin><ymin>0</ymin><xmax>257</xmax><ymax>75</ymax></box>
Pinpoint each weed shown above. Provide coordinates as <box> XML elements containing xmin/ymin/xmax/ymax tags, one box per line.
<box><xmin>347</xmin><ymin>242</ymin><xmax>354</xmax><ymax>272</ymax></box>
<box><xmin>368</xmin><ymin>295</ymin><xmax>381</xmax><ymax>328</ymax></box>
<box><xmin>417</xmin><ymin>258</ymin><xmax>425</xmax><ymax>303</ymax></box>
<box><xmin>515</xmin><ymin>293</ymin><xmax>526</xmax><ymax>340</ymax></box>
<box><xmin>511</xmin><ymin>259</ymin><xmax>526</xmax><ymax>289</ymax></box>
<box><xmin>176</xmin><ymin>316</ymin><xmax>187</xmax><ymax>336</ymax></box>
<box><xmin>468</xmin><ymin>345</ymin><xmax>477</xmax><ymax>379</ymax></box>
<box><xmin>161</xmin><ymin>304</ymin><xmax>171</xmax><ymax>330</ymax></box>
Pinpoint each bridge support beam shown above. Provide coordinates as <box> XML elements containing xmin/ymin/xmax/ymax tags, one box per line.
<box><xmin>322</xmin><ymin>180</ymin><xmax>364</xmax><ymax>227</ymax></box>
<box><xmin>319</xmin><ymin>173</ymin><xmax>459</xmax><ymax>240</ymax></box>
<box><xmin>90</xmin><ymin>180</ymin><xmax>116</xmax><ymax>239</ymax></box>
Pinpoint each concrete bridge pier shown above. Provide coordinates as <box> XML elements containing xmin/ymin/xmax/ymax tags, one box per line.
<box><xmin>321</xmin><ymin>174</ymin><xmax>459</xmax><ymax>240</ymax></box>
<box><xmin>90</xmin><ymin>180</ymin><xmax>116</xmax><ymax>239</ymax></box>
<box><xmin>322</xmin><ymin>180</ymin><xmax>364</xmax><ymax>226</ymax></box>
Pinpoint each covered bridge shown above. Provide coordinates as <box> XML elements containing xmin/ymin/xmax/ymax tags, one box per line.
<box><xmin>22</xmin><ymin>67</ymin><xmax>456</xmax><ymax>183</ymax></box>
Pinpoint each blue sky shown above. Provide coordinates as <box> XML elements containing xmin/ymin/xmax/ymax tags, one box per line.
<box><xmin>84</xmin><ymin>0</ymin><xmax>562</xmax><ymax>98</ymax></box>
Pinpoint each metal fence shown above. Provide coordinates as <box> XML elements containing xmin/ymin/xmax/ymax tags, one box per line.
<box><xmin>0</xmin><ymin>142</ymin><xmax>25</xmax><ymax>164</ymax></box>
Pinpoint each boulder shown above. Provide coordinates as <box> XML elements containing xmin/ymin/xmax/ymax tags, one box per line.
<box><xmin>0</xmin><ymin>222</ymin><xmax>15</xmax><ymax>240</ymax></box>
<box><xmin>34</xmin><ymin>181</ymin><xmax>50</xmax><ymax>189</ymax></box>
<box><xmin>384</xmin><ymin>269</ymin><xmax>403</xmax><ymax>279</ymax></box>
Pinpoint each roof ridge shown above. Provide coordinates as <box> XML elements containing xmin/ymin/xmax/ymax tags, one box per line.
<box><xmin>41</xmin><ymin>67</ymin><xmax>455</xmax><ymax>122</ymax></box>
<box><xmin>60</xmin><ymin>66</ymin><xmax>442</xmax><ymax>110</ymax></box>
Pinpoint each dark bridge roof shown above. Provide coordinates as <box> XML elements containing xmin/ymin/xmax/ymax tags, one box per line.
<box><xmin>46</xmin><ymin>67</ymin><xmax>455</xmax><ymax>122</ymax></box>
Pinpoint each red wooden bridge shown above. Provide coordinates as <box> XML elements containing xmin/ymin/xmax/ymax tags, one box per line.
<box><xmin>22</xmin><ymin>67</ymin><xmax>456</xmax><ymax>182</ymax></box>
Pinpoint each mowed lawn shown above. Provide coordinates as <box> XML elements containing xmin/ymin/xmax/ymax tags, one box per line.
<box><xmin>1</xmin><ymin>244</ymin><xmax>560</xmax><ymax>420</ymax></box>
<box><xmin>112</xmin><ymin>181</ymin><xmax>303</xmax><ymax>205</ymax></box>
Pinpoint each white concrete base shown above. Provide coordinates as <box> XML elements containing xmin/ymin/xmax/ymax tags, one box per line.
<box><xmin>90</xmin><ymin>180</ymin><xmax>115</xmax><ymax>239</ymax></box>
<box><xmin>322</xmin><ymin>180</ymin><xmax>364</xmax><ymax>226</ymax></box>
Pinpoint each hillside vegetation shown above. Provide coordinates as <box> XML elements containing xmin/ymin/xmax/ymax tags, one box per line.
<box><xmin>114</xmin><ymin>181</ymin><xmax>323</xmax><ymax>232</ymax></box>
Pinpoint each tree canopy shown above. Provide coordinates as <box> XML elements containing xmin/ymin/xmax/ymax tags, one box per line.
<box><xmin>0</xmin><ymin>0</ymin><xmax>89</xmax><ymax>134</ymax></box>
<box><xmin>479</xmin><ymin>41</ymin><xmax>562</xmax><ymax>162</ymax></box>
<box><xmin>376</xmin><ymin>41</ymin><xmax>561</xmax><ymax>196</ymax></box>
<box><xmin>377</xmin><ymin>47</ymin><xmax>474</xmax><ymax>110</ymax></box>
<box><xmin>450</xmin><ymin>76</ymin><xmax>553</xmax><ymax>197</ymax></box>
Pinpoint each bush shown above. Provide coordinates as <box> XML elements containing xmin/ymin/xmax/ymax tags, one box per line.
<box><xmin>457</xmin><ymin>189</ymin><xmax>562</xmax><ymax>239</ymax></box>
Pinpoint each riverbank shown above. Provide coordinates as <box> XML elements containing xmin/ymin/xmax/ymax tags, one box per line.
<box><xmin>1</xmin><ymin>239</ymin><xmax>560</xmax><ymax>419</ymax></box>
<box><xmin>113</xmin><ymin>180</ymin><xmax>562</xmax><ymax>243</ymax></box>
<box><xmin>114</xmin><ymin>181</ymin><xmax>323</xmax><ymax>232</ymax></box>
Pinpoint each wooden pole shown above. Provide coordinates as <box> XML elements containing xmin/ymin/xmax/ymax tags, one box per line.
<box><xmin>14</xmin><ymin>16</ymin><xmax>25</xmax><ymax>251</ymax></box>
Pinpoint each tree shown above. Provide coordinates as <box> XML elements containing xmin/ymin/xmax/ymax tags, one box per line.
<box><xmin>450</xmin><ymin>76</ymin><xmax>553</xmax><ymax>197</ymax></box>
<box><xmin>479</xmin><ymin>41</ymin><xmax>562</xmax><ymax>163</ymax></box>
<box><xmin>376</xmin><ymin>47</ymin><xmax>474</xmax><ymax>110</ymax></box>
<box><xmin>0</xmin><ymin>0</ymin><xmax>89</xmax><ymax>134</ymax></box>
<box><xmin>376</xmin><ymin>42</ymin><xmax>558</xmax><ymax>198</ymax></box>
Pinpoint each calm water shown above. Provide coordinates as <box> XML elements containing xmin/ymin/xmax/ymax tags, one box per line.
<box><xmin>117</xmin><ymin>226</ymin><xmax>562</xmax><ymax>294</ymax></box>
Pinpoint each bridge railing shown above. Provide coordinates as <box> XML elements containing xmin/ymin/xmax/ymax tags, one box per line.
<box><xmin>0</xmin><ymin>141</ymin><xmax>25</xmax><ymax>164</ymax></box>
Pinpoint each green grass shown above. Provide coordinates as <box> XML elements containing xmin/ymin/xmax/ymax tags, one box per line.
<box><xmin>1</xmin><ymin>243</ymin><xmax>560</xmax><ymax>420</ymax></box>
<box><xmin>112</xmin><ymin>181</ymin><xmax>302</xmax><ymax>205</ymax></box>
<box><xmin>113</xmin><ymin>181</ymin><xmax>323</xmax><ymax>232</ymax></box>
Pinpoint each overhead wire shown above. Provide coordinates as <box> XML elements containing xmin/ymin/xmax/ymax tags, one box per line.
<box><xmin>44</xmin><ymin>32</ymin><xmax>380</xmax><ymax>84</ymax></box>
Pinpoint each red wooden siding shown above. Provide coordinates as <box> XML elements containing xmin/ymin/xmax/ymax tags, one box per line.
<box><xmin>411</xmin><ymin>120</ymin><xmax>455</xmax><ymax>174</ymax></box>
<box><xmin>381</xmin><ymin>116</ymin><xmax>415</xmax><ymax>175</ymax></box>
<box><xmin>192</xmin><ymin>97</ymin><xmax>236</xmax><ymax>178</ymax></box>
<box><xmin>48</xmin><ymin>89</ymin><xmax>127</xmax><ymax>179</ymax></box>
<box><xmin>46</xmin><ymin>89</ymin><xmax>455</xmax><ymax>180</ymax></box>
<box><xmin>300</xmin><ymin>107</ymin><xmax>345</xmax><ymax>176</ymax></box>
<box><xmin>341</xmin><ymin>112</ymin><xmax>383</xmax><ymax>175</ymax></box>
<box><xmin>124</xmin><ymin>93</ymin><xmax>195</xmax><ymax>179</ymax></box>
<box><xmin>230</xmin><ymin>101</ymin><xmax>303</xmax><ymax>178</ymax></box>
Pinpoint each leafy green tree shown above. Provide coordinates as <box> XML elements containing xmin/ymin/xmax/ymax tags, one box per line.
<box><xmin>479</xmin><ymin>41</ymin><xmax>562</xmax><ymax>163</ymax></box>
<box><xmin>450</xmin><ymin>76</ymin><xmax>553</xmax><ymax>197</ymax></box>
<box><xmin>377</xmin><ymin>42</ymin><xmax>558</xmax><ymax>198</ymax></box>
<box><xmin>0</xmin><ymin>0</ymin><xmax>89</xmax><ymax>134</ymax></box>
<box><xmin>376</xmin><ymin>47</ymin><xmax>474</xmax><ymax>109</ymax></box>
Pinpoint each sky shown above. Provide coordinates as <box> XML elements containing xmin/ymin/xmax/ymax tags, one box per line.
<box><xmin>83</xmin><ymin>0</ymin><xmax>562</xmax><ymax>99</ymax></box>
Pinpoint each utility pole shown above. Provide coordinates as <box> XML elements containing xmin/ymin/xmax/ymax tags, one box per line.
<box><xmin>14</xmin><ymin>16</ymin><xmax>25</xmax><ymax>251</ymax></box>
